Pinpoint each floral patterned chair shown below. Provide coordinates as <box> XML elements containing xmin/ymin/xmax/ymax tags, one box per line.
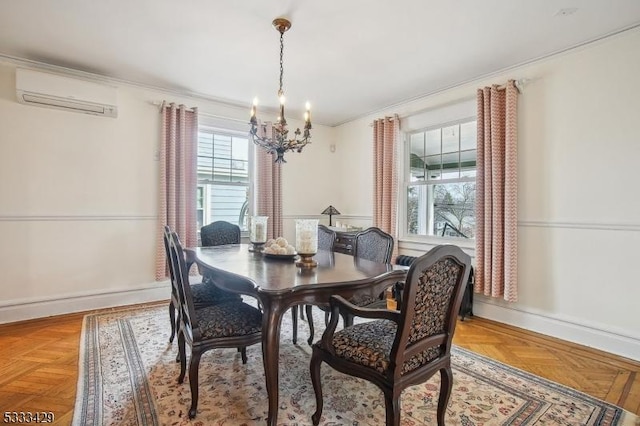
<box><xmin>168</xmin><ymin>231</ymin><xmax>262</xmax><ymax>419</ymax></box>
<box><xmin>309</xmin><ymin>245</ymin><xmax>472</xmax><ymax>426</ymax></box>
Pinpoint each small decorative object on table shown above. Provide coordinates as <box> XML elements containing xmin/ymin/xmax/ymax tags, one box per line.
<box><xmin>263</xmin><ymin>237</ymin><xmax>297</xmax><ymax>260</ymax></box>
<box><xmin>295</xmin><ymin>219</ymin><xmax>318</xmax><ymax>268</ymax></box>
<box><xmin>249</xmin><ymin>216</ymin><xmax>268</xmax><ymax>252</ymax></box>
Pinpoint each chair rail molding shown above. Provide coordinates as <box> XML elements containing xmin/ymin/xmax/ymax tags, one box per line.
<box><xmin>0</xmin><ymin>214</ymin><xmax>157</xmax><ymax>222</ymax></box>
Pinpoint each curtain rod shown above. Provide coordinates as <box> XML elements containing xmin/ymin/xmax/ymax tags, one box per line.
<box><xmin>370</xmin><ymin>78</ymin><xmax>529</xmax><ymax>125</ymax></box>
<box><xmin>151</xmin><ymin>101</ymin><xmax>248</xmax><ymax>124</ymax></box>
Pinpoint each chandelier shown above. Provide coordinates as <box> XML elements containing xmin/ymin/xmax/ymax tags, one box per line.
<box><xmin>250</xmin><ymin>18</ymin><xmax>312</xmax><ymax>163</ymax></box>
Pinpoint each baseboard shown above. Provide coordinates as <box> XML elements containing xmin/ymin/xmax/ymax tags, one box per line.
<box><xmin>0</xmin><ymin>282</ymin><xmax>171</xmax><ymax>325</ymax></box>
<box><xmin>473</xmin><ymin>298</ymin><xmax>640</xmax><ymax>362</ymax></box>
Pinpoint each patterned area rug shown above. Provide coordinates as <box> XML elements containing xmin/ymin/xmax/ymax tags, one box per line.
<box><xmin>72</xmin><ymin>303</ymin><xmax>639</xmax><ymax>425</ymax></box>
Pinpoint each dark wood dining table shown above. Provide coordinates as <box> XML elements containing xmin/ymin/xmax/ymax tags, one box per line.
<box><xmin>185</xmin><ymin>244</ymin><xmax>408</xmax><ymax>426</ymax></box>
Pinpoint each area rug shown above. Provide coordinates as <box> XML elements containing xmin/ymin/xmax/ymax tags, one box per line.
<box><xmin>72</xmin><ymin>303</ymin><xmax>639</xmax><ymax>425</ymax></box>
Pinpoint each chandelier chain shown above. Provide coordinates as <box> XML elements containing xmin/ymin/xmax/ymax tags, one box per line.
<box><xmin>249</xmin><ymin>17</ymin><xmax>312</xmax><ymax>164</ymax></box>
<box><xmin>278</xmin><ymin>32</ymin><xmax>284</xmax><ymax>97</ymax></box>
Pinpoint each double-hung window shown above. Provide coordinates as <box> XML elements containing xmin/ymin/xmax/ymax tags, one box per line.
<box><xmin>404</xmin><ymin>119</ymin><xmax>477</xmax><ymax>241</ymax></box>
<box><xmin>196</xmin><ymin>128</ymin><xmax>250</xmax><ymax>235</ymax></box>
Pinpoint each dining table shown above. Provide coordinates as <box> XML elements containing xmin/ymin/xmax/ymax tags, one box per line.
<box><xmin>185</xmin><ymin>244</ymin><xmax>408</xmax><ymax>426</ymax></box>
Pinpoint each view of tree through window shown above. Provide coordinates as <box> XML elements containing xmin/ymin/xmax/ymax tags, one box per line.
<box><xmin>406</xmin><ymin>120</ymin><xmax>477</xmax><ymax>239</ymax></box>
<box><xmin>197</xmin><ymin>130</ymin><xmax>249</xmax><ymax>233</ymax></box>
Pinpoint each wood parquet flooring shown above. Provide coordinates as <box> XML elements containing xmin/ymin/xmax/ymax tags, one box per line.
<box><xmin>0</xmin><ymin>304</ymin><xmax>638</xmax><ymax>424</ymax></box>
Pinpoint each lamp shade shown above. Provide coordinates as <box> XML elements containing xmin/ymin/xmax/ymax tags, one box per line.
<box><xmin>321</xmin><ymin>205</ymin><xmax>341</xmax><ymax>216</ymax></box>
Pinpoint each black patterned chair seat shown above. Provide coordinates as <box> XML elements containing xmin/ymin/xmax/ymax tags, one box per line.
<box><xmin>332</xmin><ymin>320</ymin><xmax>396</xmax><ymax>373</ymax></box>
<box><xmin>196</xmin><ymin>302</ymin><xmax>262</xmax><ymax>339</ymax></box>
<box><xmin>332</xmin><ymin>320</ymin><xmax>443</xmax><ymax>375</ymax></box>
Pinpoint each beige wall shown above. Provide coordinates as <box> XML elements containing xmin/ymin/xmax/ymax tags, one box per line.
<box><xmin>334</xmin><ymin>28</ymin><xmax>640</xmax><ymax>360</ymax></box>
<box><xmin>0</xmin><ymin>62</ymin><xmax>338</xmax><ymax>321</ymax></box>
<box><xmin>1</xmin><ymin>27</ymin><xmax>639</xmax><ymax>360</ymax></box>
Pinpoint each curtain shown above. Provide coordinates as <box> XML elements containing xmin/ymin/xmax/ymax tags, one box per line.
<box><xmin>155</xmin><ymin>103</ymin><xmax>198</xmax><ymax>280</ymax></box>
<box><xmin>254</xmin><ymin>123</ymin><xmax>283</xmax><ymax>239</ymax></box>
<box><xmin>475</xmin><ymin>81</ymin><xmax>519</xmax><ymax>302</ymax></box>
<box><xmin>372</xmin><ymin>115</ymin><xmax>399</xmax><ymax>261</ymax></box>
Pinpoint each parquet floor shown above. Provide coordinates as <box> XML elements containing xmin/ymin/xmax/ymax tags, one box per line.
<box><xmin>0</xmin><ymin>303</ymin><xmax>638</xmax><ymax>424</ymax></box>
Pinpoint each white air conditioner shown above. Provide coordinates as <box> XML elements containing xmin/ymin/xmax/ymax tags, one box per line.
<box><xmin>16</xmin><ymin>68</ymin><xmax>118</xmax><ymax>118</ymax></box>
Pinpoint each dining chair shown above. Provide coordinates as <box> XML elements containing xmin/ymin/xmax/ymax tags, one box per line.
<box><xmin>200</xmin><ymin>220</ymin><xmax>241</xmax><ymax>247</ymax></box>
<box><xmin>164</xmin><ymin>226</ymin><xmax>231</xmax><ymax>344</ymax></box>
<box><xmin>309</xmin><ymin>245</ymin><xmax>472</xmax><ymax>426</ymax></box>
<box><xmin>199</xmin><ymin>221</ymin><xmax>243</xmax><ymax>303</ymax></box>
<box><xmin>168</xmin><ymin>230</ymin><xmax>262</xmax><ymax>419</ymax></box>
<box><xmin>304</xmin><ymin>226</ymin><xmax>395</xmax><ymax>345</ymax></box>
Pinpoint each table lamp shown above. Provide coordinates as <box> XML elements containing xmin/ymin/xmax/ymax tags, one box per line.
<box><xmin>321</xmin><ymin>205</ymin><xmax>341</xmax><ymax>226</ymax></box>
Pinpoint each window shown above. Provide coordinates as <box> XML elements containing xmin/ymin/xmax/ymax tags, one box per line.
<box><xmin>404</xmin><ymin>119</ymin><xmax>477</xmax><ymax>240</ymax></box>
<box><xmin>197</xmin><ymin>129</ymin><xmax>250</xmax><ymax>234</ymax></box>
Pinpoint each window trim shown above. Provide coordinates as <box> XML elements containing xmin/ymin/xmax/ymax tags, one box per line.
<box><xmin>399</xmin><ymin>115</ymin><xmax>477</xmax><ymax>249</ymax></box>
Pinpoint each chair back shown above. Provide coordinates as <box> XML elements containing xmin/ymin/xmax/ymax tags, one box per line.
<box><xmin>317</xmin><ymin>224</ymin><xmax>336</xmax><ymax>251</ymax></box>
<box><xmin>353</xmin><ymin>227</ymin><xmax>394</xmax><ymax>263</ymax></box>
<box><xmin>201</xmin><ymin>221</ymin><xmax>241</xmax><ymax>247</ymax></box>
<box><xmin>390</xmin><ymin>245</ymin><xmax>471</xmax><ymax>378</ymax></box>
<box><xmin>167</xmin><ymin>231</ymin><xmax>201</xmax><ymax>342</ymax></box>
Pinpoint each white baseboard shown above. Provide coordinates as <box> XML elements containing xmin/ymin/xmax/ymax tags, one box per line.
<box><xmin>0</xmin><ymin>282</ymin><xmax>171</xmax><ymax>325</ymax></box>
<box><xmin>473</xmin><ymin>298</ymin><xmax>640</xmax><ymax>362</ymax></box>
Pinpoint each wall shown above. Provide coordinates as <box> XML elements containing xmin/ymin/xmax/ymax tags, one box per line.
<box><xmin>334</xmin><ymin>28</ymin><xmax>640</xmax><ymax>361</ymax></box>
<box><xmin>0</xmin><ymin>62</ymin><xmax>338</xmax><ymax>322</ymax></box>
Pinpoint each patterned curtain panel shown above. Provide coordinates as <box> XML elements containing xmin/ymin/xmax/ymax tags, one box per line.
<box><xmin>475</xmin><ymin>81</ymin><xmax>519</xmax><ymax>302</ymax></box>
<box><xmin>155</xmin><ymin>103</ymin><xmax>198</xmax><ymax>280</ymax></box>
<box><xmin>254</xmin><ymin>123</ymin><xmax>283</xmax><ymax>239</ymax></box>
<box><xmin>372</xmin><ymin>115</ymin><xmax>399</xmax><ymax>261</ymax></box>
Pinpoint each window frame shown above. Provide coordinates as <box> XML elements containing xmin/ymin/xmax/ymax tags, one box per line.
<box><xmin>196</xmin><ymin>125</ymin><xmax>254</xmax><ymax>238</ymax></box>
<box><xmin>399</xmin><ymin>114</ymin><xmax>477</xmax><ymax>249</ymax></box>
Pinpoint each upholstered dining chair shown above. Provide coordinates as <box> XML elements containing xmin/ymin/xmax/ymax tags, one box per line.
<box><xmin>200</xmin><ymin>220</ymin><xmax>241</xmax><ymax>247</ymax></box>
<box><xmin>353</xmin><ymin>226</ymin><xmax>394</xmax><ymax>264</ymax></box>
<box><xmin>168</xmin><ymin>230</ymin><xmax>262</xmax><ymax>419</ymax></box>
<box><xmin>304</xmin><ymin>226</ymin><xmax>395</xmax><ymax>344</ymax></box>
<box><xmin>164</xmin><ymin>225</ymin><xmax>228</xmax><ymax>343</ymax></box>
<box><xmin>309</xmin><ymin>245</ymin><xmax>471</xmax><ymax>426</ymax></box>
<box><xmin>198</xmin><ymin>221</ymin><xmax>243</xmax><ymax>303</ymax></box>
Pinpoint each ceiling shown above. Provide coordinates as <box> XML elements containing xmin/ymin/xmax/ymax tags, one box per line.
<box><xmin>1</xmin><ymin>1</ymin><xmax>639</xmax><ymax>127</ymax></box>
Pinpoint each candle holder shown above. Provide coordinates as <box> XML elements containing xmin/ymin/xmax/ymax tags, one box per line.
<box><xmin>249</xmin><ymin>216</ymin><xmax>269</xmax><ymax>252</ymax></box>
<box><xmin>295</xmin><ymin>219</ymin><xmax>318</xmax><ymax>268</ymax></box>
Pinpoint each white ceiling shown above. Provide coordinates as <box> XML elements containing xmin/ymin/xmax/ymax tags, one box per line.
<box><xmin>1</xmin><ymin>0</ymin><xmax>639</xmax><ymax>126</ymax></box>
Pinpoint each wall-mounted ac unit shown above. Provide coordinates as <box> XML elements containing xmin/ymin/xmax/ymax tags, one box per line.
<box><xmin>16</xmin><ymin>68</ymin><xmax>118</xmax><ymax>118</ymax></box>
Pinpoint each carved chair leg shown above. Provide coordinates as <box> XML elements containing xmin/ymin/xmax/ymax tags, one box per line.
<box><xmin>300</xmin><ymin>306</ymin><xmax>306</xmax><ymax>320</ymax></box>
<box><xmin>168</xmin><ymin>301</ymin><xmax>176</xmax><ymax>343</ymax></box>
<box><xmin>188</xmin><ymin>350</ymin><xmax>203</xmax><ymax>419</ymax></box>
<box><xmin>305</xmin><ymin>305</ymin><xmax>315</xmax><ymax>345</ymax></box>
<box><xmin>177</xmin><ymin>331</ymin><xmax>187</xmax><ymax>383</ymax></box>
<box><xmin>291</xmin><ymin>306</ymin><xmax>298</xmax><ymax>344</ymax></box>
<box><xmin>384</xmin><ymin>391</ymin><xmax>401</xmax><ymax>426</ymax></box>
<box><xmin>310</xmin><ymin>351</ymin><xmax>324</xmax><ymax>425</ymax></box>
<box><xmin>240</xmin><ymin>347</ymin><xmax>248</xmax><ymax>364</ymax></box>
<box><xmin>437</xmin><ymin>366</ymin><xmax>453</xmax><ymax>426</ymax></box>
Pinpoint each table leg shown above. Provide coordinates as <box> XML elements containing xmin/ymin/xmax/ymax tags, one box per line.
<box><xmin>261</xmin><ymin>298</ymin><xmax>284</xmax><ymax>426</ymax></box>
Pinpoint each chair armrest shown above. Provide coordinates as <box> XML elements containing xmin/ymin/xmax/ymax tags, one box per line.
<box><xmin>331</xmin><ymin>295</ymin><xmax>401</xmax><ymax>322</ymax></box>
